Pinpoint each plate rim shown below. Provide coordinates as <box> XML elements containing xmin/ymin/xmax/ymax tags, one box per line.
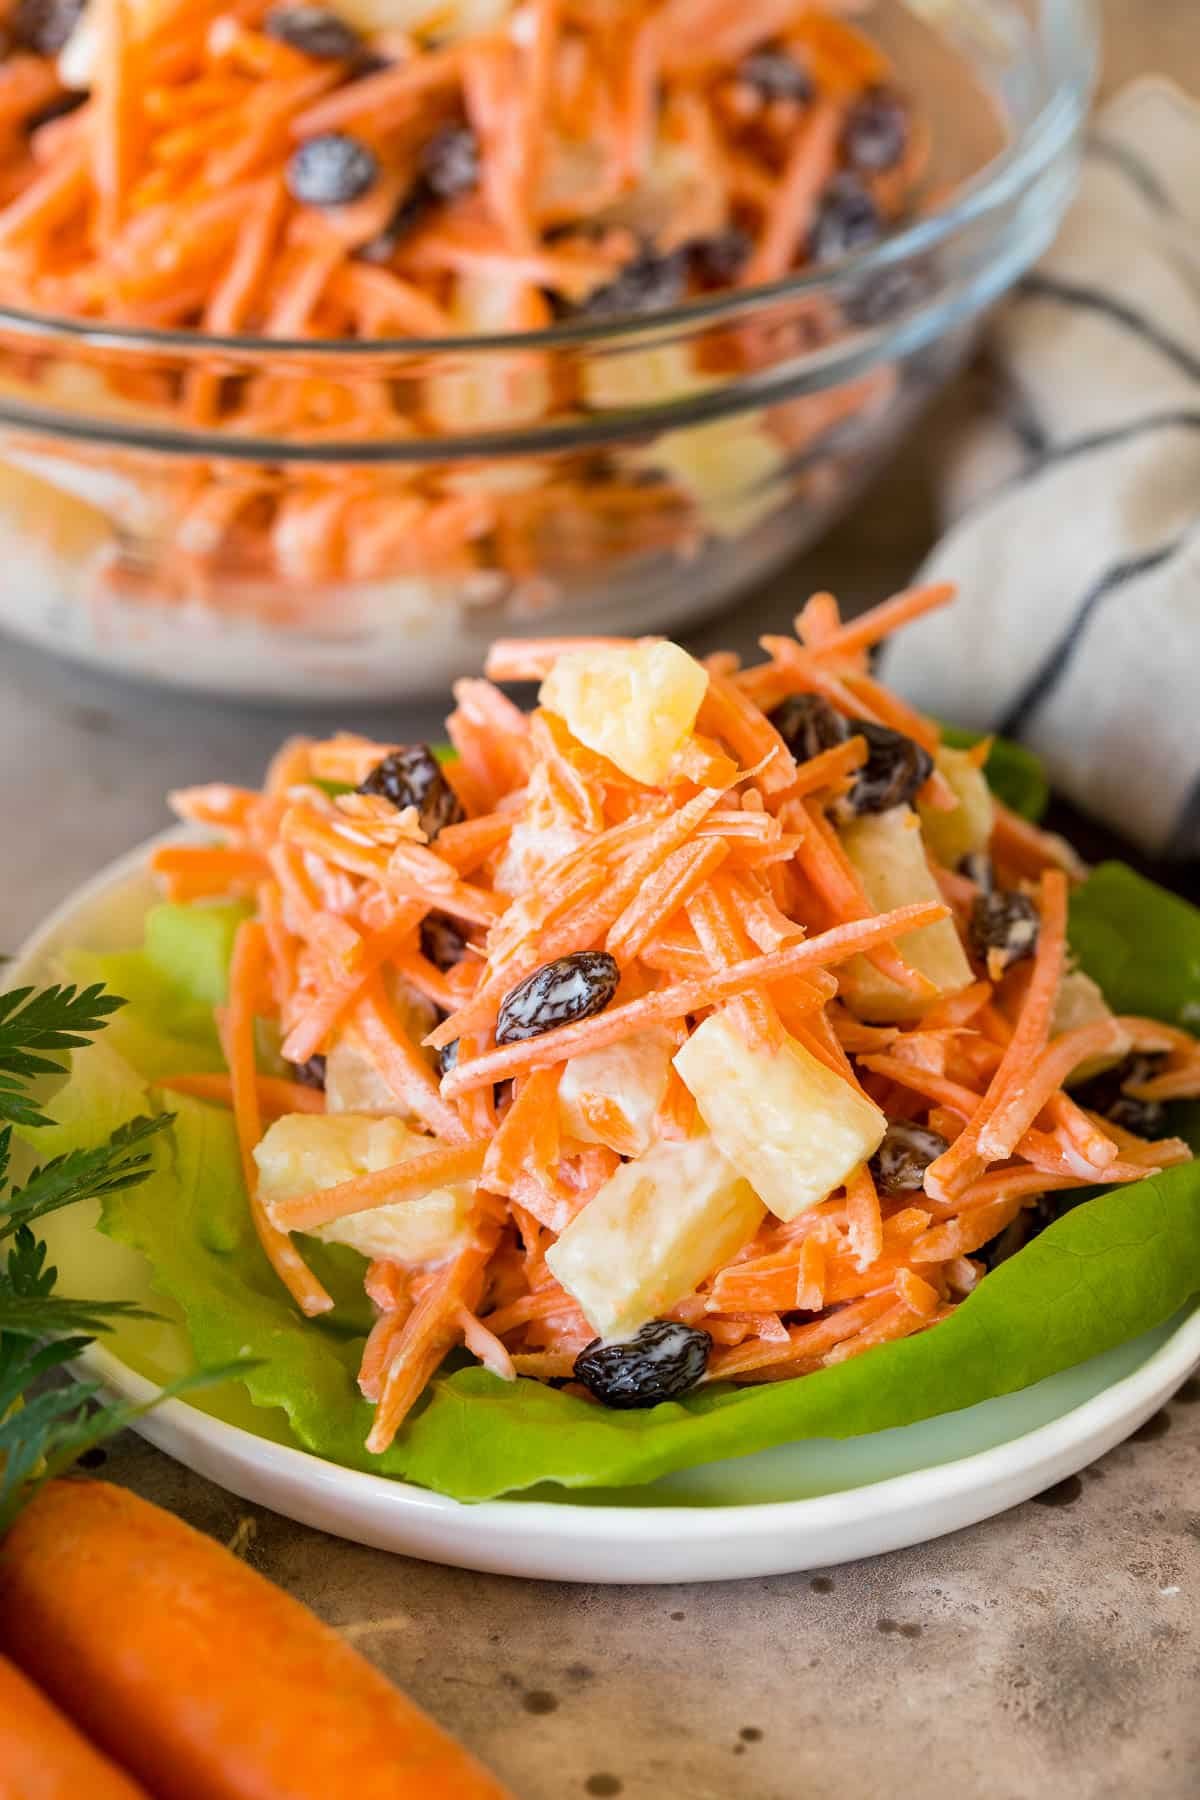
<box><xmin>12</xmin><ymin>833</ymin><xmax>1200</xmax><ymax>1550</ymax></box>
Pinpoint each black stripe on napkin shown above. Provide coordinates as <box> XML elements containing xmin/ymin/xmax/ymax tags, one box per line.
<box><xmin>998</xmin><ymin>541</ymin><xmax>1185</xmax><ymax>738</ymax></box>
<box><xmin>1017</xmin><ymin>274</ymin><xmax>1200</xmax><ymax>385</ymax></box>
<box><xmin>952</xmin><ymin>411</ymin><xmax>1200</xmax><ymax>530</ymax></box>
<box><xmin>1086</xmin><ymin>133</ymin><xmax>1176</xmax><ymax>212</ymax></box>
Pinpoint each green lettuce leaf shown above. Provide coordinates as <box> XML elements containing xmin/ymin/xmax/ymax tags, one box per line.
<box><xmin>37</xmin><ymin>857</ymin><xmax>1200</xmax><ymax>1501</ymax></box>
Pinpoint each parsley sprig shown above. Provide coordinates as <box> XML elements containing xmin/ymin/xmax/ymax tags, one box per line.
<box><xmin>0</xmin><ymin>977</ymin><xmax>234</xmax><ymax>1531</ymax></box>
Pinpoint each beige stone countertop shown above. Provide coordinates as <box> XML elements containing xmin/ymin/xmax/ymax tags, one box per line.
<box><xmin>2</xmin><ymin>4</ymin><xmax>1197</xmax><ymax>1796</ymax></box>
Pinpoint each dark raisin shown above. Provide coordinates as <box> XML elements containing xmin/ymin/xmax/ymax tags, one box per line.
<box><xmin>841</xmin><ymin>85</ymin><xmax>909</xmax><ymax>173</ymax></box>
<box><xmin>768</xmin><ymin>692</ymin><xmax>848</xmax><ymax>764</ymax></box>
<box><xmin>574</xmin><ymin>1321</ymin><xmax>712</xmax><ymax>1409</ymax></box>
<box><xmin>358</xmin><ymin>745</ymin><xmax>464</xmax><ymax>841</ymax></box>
<box><xmin>685</xmin><ymin>228</ymin><xmax>752</xmax><ymax>289</ymax></box>
<box><xmin>958</xmin><ymin>851</ymin><xmax>994</xmax><ymax>894</ymax></box>
<box><xmin>264</xmin><ymin>5</ymin><xmax>363</xmax><ymax>60</ymax></box>
<box><xmin>737</xmin><ymin>45</ymin><xmax>813</xmax><ymax>105</ymax></box>
<box><xmin>355</xmin><ymin>187</ymin><xmax>429</xmax><ymax>263</ymax></box>
<box><xmin>420</xmin><ymin>122</ymin><xmax>480</xmax><ymax>200</ymax></box>
<box><xmin>576</xmin><ymin>248</ymin><xmax>688</xmax><ymax>322</ymax></box>
<box><xmin>13</xmin><ymin>0</ymin><xmax>84</xmax><ymax>56</ymax></box>
<box><xmin>290</xmin><ymin>1054</ymin><xmax>327</xmax><ymax>1090</ymax></box>
<box><xmin>25</xmin><ymin>88</ymin><xmax>87</xmax><ymax>133</ymax></box>
<box><xmin>969</xmin><ymin>890</ymin><xmax>1040</xmax><ymax>974</ymax></box>
<box><xmin>869</xmin><ymin>1120</ymin><xmax>948</xmax><ymax>1194</ymax></box>
<box><xmin>421</xmin><ymin>911</ymin><xmax>469</xmax><ymax>970</ymax></box>
<box><xmin>286</xmin><ymin>132</ymin><xmax>378</xmax><ymax>207</ymax></box>
<box><xmin>1070</xmin><ymin>1054</ymin><xmax>1169</xmax><ymax>1140</ymax></box>
<box><xmin>438</xmin><ymin>1037</ymin><xmax>459</xmax><ymax>1078</ymax></box>
<box><xmin>978</xmin><ymin>1195</ymin><xmax>1061</xmax><ymax>1271</ymax></box>
<box><xmin>495</xmin><ymin>952</ymin><xmax>620</xmax><ymax>1045</ymax></box>
<box><xmin>810</xmin><ymin>174</ymin><xmax>882</xmax><ymax>265</ymax></box>
<box><xmin>840</xmin><ymin>718</ymin><xmax>933</xmax><ymax>815</ymax></box>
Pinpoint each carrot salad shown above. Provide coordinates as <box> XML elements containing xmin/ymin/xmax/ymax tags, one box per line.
<box><xmin>151</xmin><ymin>581</ymin><xmax>1200</xmax><ymax>1453</ymax></box>
<box><xmin>0</xmin><ymin>0</ymin><xmax>928</xmax><ymax>602</ymax></box>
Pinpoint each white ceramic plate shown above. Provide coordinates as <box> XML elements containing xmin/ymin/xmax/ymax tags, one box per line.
<box><xmin>13</xmin><ymin>840</ymin><xmax>1200</xmax><ymax>1584</ymax></box>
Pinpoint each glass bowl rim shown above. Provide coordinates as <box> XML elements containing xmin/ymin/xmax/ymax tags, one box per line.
<box><xmin>0</xmin><ymin>0</ymin><xmax>1098</xmax><ymax>363</ymax></box>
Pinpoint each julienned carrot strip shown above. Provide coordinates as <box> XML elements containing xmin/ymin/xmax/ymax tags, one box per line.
<box><xmin>442</xmin><ymin>901</ymin><xmax>947</xmax><ymax>1096</ymax></box>
<box><xmin>823</xmin><ymin>1295</ymin><xmax>941</xmax><ymax>1364</ymax></box>
<box><xmin>798</xmin><ymin>797</ymin><xmax>938</xmax><ymax>997</ymax></box>
<box><xmin>706</xmin><ymin>1292</ymin><xmax>895</xmax><ymax>1380</ymax></box>
<box><xmin>743</xmin><ymin>97</ymin><xmax>841</xmax><ymax>285</ymax></box>
<box><xmin>270</xmin><ymin>1139</ymin><xmax>488</xmax><ymax>1235</ymax></box>
<box><xmin>811</xmin><ymin>582</ymin><xmax>958</xmax><ymax>660</ymax></box>
<box><xmin>0</xmin><ymin>1654</ymin><xmax>155</xmax><ymax>1799</ymax></box>
<box><xmin>225</xmin><ymin>920</ymin><xmax>332</xmax><ymax>1318</ymax></box>
<box><xmin>924</xmin><ymin>871</ymin><xmax>1069</xmax><ymax>1203</ymax></box>
<box><xmin>157</xmin><ymin>1072</ymin><xmax>325</xmax><ymax>1117</ymax></box>
<box><xmin>354</xmin><ymin>983</ymin><xmax>468</xmax><ymax>1144</ymax></box>
<box><xmin>845</xmin><ymin>1162</ymin><xmax>883</xmax><ymax>1271</ymax></box>
<box><xmin>149</xmin><ymin>844</ymin><xmax>269</xmax><ymax>900</ymax></box>
<box><xmin>0</xmin><ymin>1481</ymin><xmax>516</xmax><ymax>1800</ymax></box>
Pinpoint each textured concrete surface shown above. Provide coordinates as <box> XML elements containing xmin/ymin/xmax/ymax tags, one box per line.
<box><xmin>2</xmin><ymin>6</ymin><xmax>1197</xmax><ymax>1794</ymax></box>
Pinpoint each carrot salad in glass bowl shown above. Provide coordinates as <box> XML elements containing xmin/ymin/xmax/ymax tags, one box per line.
<box><xmin>0</xmin><ymin>0</ymin><xmax>1095</xmax><ymax>696</ymax></box>
<box><xmin>112</xmin><ymin>581</ymin><xmax>1199</xmax><ymax>1459</ymax></box>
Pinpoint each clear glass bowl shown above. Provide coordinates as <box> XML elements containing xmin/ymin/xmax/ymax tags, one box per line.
<box><xmin>0</xmin><ymin>0</ymin><xmax>1096</xmax><ymax>701</ymax></box>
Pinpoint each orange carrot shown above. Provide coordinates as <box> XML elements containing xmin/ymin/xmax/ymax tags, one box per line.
<box><xmin>0</xmin><ymin>1481</ymin><xmax>516</xmax><ymax>1800</ymax></box>
<box><xmin>0</xmin><ymin>1654</ymin><xmax>154</xmax><ymax>1800</ymax></box>
<box><xmin>269</xmin><ymin>1139</ymin><xmax>489</xmax><ymax>1234</ymax></box>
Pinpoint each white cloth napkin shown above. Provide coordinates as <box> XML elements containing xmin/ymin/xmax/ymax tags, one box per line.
<box><xmin>880</xmin><ymin>79</ymin><xmax>1200</xmax><ymax>859</ymax></box>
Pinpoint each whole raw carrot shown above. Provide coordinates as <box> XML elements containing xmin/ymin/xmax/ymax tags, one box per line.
<box><xmin>0</xmin><ymin>1654</ymin><xmax>153</xmax><ymax>1800</ymax></box>
<box><xmin>0</xmin><ymin>1481</ymin><xmax>516</xmax><ymax>1800</ymax></box>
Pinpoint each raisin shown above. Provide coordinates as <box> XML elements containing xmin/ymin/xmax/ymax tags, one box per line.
<box><xmin>438</xmin><ymin>1037</ymin><xmax>459</xmax><ymax>1078</ymax></box>
<box><xmin>686</xmin><ymin>228</ymin><xmax>752</xmax><ymax>289</ymax></box>
<box><xmin>290</xmin><ymin>1054</ymin><xmax>327</xmax><ymax>1090</ymax></box>
<box><xmin>573</xmin><ymin>1321</ymin><xmax>712</xmax><ymax>1409</ymax></box>
<box><xmin>1070</xmin><ymin>1054</ymin><xmax>1169</xmax><ymax>1141</ymax></box>
<box><xmin>869</xmin><ymin>1120</ymin><xmax>948</xmax><ymax>1194</ymax></box>
<box><xmin>576</xmin><ymin>248</ymin><xmax>688</xmax><ymax>322</ymax></box>
<box><xmin>840</xmin><ymin>718</ymin><xmax>933</xmax><ymax>815</ymax></box>
<box><xmin>286</xmin><ymin>132</ymin><xmax>378</xmax><ymax>207</ymax></box>
<box><xmin>737</xmin><ymin>45</ymin><xmax>813</xmax><ymax>105</ymax></box>
<box><xmin>969</xmin><ymin>890</ymin><xmax>1040</xmax><ymax>974</ymax></box>
<box><xmin>13</xmin><ymin>0</ymin><xmax>84</xmax><ymax>56</ymax></box>
<box><xmin>264</xmin><ymin>5</ymin><xmax>363</xmax><ymax>60</ymax></box>
<box><xmin>768</xmin><ymin>692</ymin><xmax>848</xmax><ymax>765</ymax></box>
<box><xmin>420</xmin><ymin>122</ymin><xmax>480</xmax><ymax>200</ymax></box>
<box><xmin>843</xmin><ymin>259</ymin><xmax>931</xmax><ymax>329</ymax></box>
<box><xmin>358</xmin><ymin>745</ymin><xmax>463</xmax><ymax>841</ymax></box>
<box><xmin>810</xmin><ymin>174</ymin><xmax>882</xmax><ymax>265</ymax></box>
<box><xmin>420</xmin><ymin>911</ymin><xmax>469</xmax><ymax>970</ymax></box>
<box><xmin>841</xmin><ymin>85</ymin><xmax>909</xmax><ymax>173</ymax></box>
<box><xmin>958</xmin><ymin>851</ymin><xmax>994</xmax><ymax>894</ymax></box>
<box><xmin>495</xmin><ymin>952</ymin><xmax>620</xmax><ymax>1045</ymax></box>
<box><xmin>355</xmin><ymin>187</ymin><xmax>429</xmax><ymax>263</ymax></box>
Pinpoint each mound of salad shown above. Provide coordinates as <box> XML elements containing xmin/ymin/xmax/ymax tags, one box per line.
<box><xmin>0</xmin><ymin>0</ymin><xmax>927</xmax><ymax>614</ymax></box>
<box><xmin>35</xmin><ymin>581</ymin><xmax>1200</xmax><ymax>1499</ymax></box>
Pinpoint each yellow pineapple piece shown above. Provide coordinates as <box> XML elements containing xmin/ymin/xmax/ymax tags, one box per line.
<box><xmin>645</xmin><ymin>412</ymin><xmax>787</xmax><ymax>539</ymax></box>
<box><xmin>1052</xmin><ymin>968</ymin><xmax>1132</xmax><ymax>1082</ymax></box>
<box><xmin>838</xmin><ymin>806</ymin><xmax>973</xmax><ymax>1023</ymax></box>
<box><xmin>539</xmin><ymin>640</ymin><xmax>708</xmax><ymax>785</ymax></box>
<box><xmin>545</xmin><ymin>1134</ymin><xmax>764</xmax><ymax>1339</ymax></box>
<box><xmin>255</xmin><ymin>1113</ymin><xmax>474</xmax><ymax>1264</ymax></box>
<box><xmin>558</xmin><ymin>1028</ymin><xmax>676</xmax><ymax>1158</ymax></box>
<box><xmin>918</xmin><ymin>746</ymin><xmax>995</xmax><ymax>869</ymax></box>
<box><xmin>673</xmin><ymin>1010</ymin><xmax>886</xmax><ymax>1223</ymax></box>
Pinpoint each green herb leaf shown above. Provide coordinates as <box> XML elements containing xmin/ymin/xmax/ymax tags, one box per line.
<box><xmin>0</xmin><ymin>982</ymin><xmax>124</xmax><ymax>1128</ymax></box>
<box><xmin>2</xmin><ymin>1113</ymin><xmax>173</xmax><ymax>1240</ymax></box>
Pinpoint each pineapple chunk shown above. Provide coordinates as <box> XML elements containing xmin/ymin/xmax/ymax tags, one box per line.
<box><xmin>673</xmin><ymin>1011</ymin><xmax>885</xmax><ymax>1223</ymax></box>
<box><xmin>558</xmin><ymin>1028</ymin><xmax>676</xmax><ymax>1157</ymax></box>
<box><xmin>918</xmin><ymin>746</ymin><xmax>994</xmax><ymax>868</ymax></box>
<box><xmin>539</xmin><ymin>641</ymin><xmax>708</xmax><ymax>786</ymax></box>
<box><xmin>584</xmin><ymin>343</ymin><xmax>713</xmax><ymax>415</ymax></box>
<box><xmin>838</xmin><ymin>806</ymin><xmax>973</xmax><ymax>1023</ymax></box>
<box><xmin>545</xmin><ymin>1135</ymin><xmax>763</xmax><ymax>1339</ymax></box>
<box><xmin>324</xmin><ymin>981</ymin><xmax>438</xmax><ymax>1119</ymax></box>
<box><xmin>334</xmin><ymin>0</ymin><xmax>514</xmax><ymax>41</ymax></box>
<box><xmin>645</xmin><ymin>412</ymin><xmax>787</xmax><ymax>539</ymax></box>
<box><xmin>255</xmin><ymin>1114</ymin><xmax>474</xmax><ymax>1264</ymax></box>
<box><xmin>1052</xmin><ymin>968</ymin><xmax>1132</xmax><ymax>1082</ymax></box>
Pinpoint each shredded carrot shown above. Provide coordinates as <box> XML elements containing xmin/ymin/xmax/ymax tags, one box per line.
<box><xmin>149</xmin><ymin>583</ymin><xmax>1190</xmax><ymax>1454</ymax></box>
